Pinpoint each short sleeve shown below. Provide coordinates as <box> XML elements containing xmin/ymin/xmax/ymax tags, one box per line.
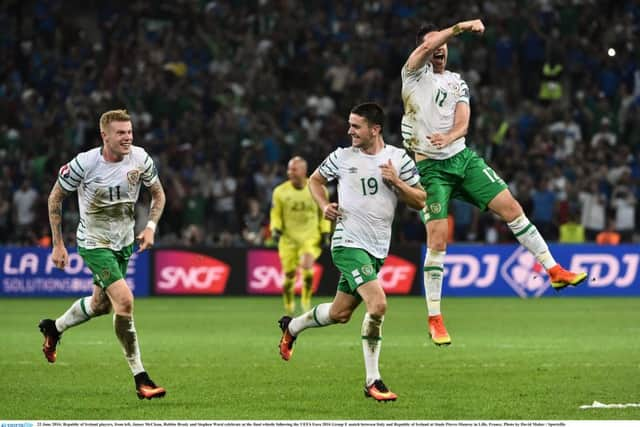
<box><xmin>398</xmin><ymin>151</ymin><xmax>420</xmax><ymax>187</ymax></box>
<box><xmin>318</xmin><ymin>149</ymin><xmax>342</xmax><ymax>181</ymax></box>
<box><xmin>457</xmin><ymin>79</ymin><xmax>470</xmax><ymax>104</ymax></box>
<box><xmin>140</xmin><ymin>149</ymin><xmax>158</xmax><ymax>187</ymax></box>
<box><xmin>57</xmin><ymin>154</ymin><xmax>86</xmax><ymax>192</ymax></box>
<box><xmin>401</xmin><ymin>62</ymin><xmax>432</xmax><ymax>86</ymax></box>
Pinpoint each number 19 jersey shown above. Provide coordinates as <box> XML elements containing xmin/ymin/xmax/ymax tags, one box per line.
<box><xmin>57</xmin><ymin>146</ymin><xmax>158</xmax><ymax>250</ymax></box>
<box><xmin>318</xmin><ymin>145</ymin><xmax>419</xmax><ymax>258</ymax></box>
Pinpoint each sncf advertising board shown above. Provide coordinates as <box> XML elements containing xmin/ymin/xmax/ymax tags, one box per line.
<box><xmin>152</xmin><ymin>247</ymin><xmax>420</xmax><ymax>296</ymax></box>
<box><xmin>245</xmin><ymin>250</ymin><xmax>416</xmax><ymax>295</ymax></box>
<box><xmin>0</xmin><ymin>247</ymin><xmax>150</xmax><ymax>297</ymax></box>
<box><xmin>423</xmin><ymin>244</ymin><xmax>640</xmax><ymax>298</ymax></box>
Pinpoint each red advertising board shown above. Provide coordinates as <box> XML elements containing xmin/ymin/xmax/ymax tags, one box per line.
<box><xmin>247</xmin><ymin>249</ymin><xmax>322</xmax><ymax>295</ymax></box>
<box><xmin>378</xmin><ymin>254</ymin><xmax>416</xmax><ymax>294</ymax></box>
<box><xmin>155</xmin><ymin>250</ymin><xmax>230</xmax><ymax>295</ymax></box>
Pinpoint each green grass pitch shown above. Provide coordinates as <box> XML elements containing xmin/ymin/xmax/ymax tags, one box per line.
<box><xmin>1</xmin><ymin>296</ymin><xmax>639</xmax><ymax>420</ymax></box>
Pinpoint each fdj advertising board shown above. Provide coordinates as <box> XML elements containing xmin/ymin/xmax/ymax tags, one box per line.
<box><xmin>0</xmin><ymin>247</ymin><xmax>150</xmax><ymax>297</ymax></box>
<box><xmin>428</xmin><ymin>244</ymin><xmax>639</xmax><ymax>297</ymax></box>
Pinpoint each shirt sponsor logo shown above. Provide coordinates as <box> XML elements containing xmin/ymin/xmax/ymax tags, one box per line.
<box><xmin>155</xmin><ymin>250</ymin><xmax>229</xmax><ymax>294</ymax></box>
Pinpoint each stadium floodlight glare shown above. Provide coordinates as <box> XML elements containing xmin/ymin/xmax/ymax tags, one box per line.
<box><xmin>608</xmin><ymin>47</ymin><xmax>616</xmax><ymax>57</ymax></box>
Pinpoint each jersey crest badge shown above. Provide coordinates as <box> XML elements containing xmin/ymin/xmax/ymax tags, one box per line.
<box><xmin>361</xmin><ymin>264</ymin><xmax>374</xmax><ymax>276</ymax></box>
<box><xmin>429</xmin><ymin>203</ymin><xmax>442</xmax><ymax>214</ymax></box>
<box><xmin>127</xmin><ymin>170</ymin><xmax>140</xmax><ymax>186</ymax></box>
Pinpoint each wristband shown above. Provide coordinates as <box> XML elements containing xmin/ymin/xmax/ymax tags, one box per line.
<box><xmin>452</xmin><ymin>24</ymin><xmax>463</xmax><ymax>35</ymax></box>
<box><xmin>146</xmin><ymin>220</ymin><xmax>157</xmax><ymax>232</ymax></box>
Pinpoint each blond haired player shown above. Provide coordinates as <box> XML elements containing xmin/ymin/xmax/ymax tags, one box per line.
<box><xmin>270</xmin><ymin>156</ymin><xmax>332</xmax><ymax>314</ymax></box>
<box><xmin>39</xmin><ymin>109</ymin><xmax>167</xmax><ymax>400</ymax></box>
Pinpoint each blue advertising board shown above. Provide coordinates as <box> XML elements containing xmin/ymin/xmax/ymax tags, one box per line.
<box><xmin>420</xmin><ymin>244</ymin><xmax>639</xmax><ymax>297</ymax></box>
<box><xmin>0</xmin><ymin>247</ymin><xmax>150</xmax><ymax>297</ymax></box>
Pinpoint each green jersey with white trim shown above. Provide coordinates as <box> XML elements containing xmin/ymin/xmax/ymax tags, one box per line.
<box><xmin>57</xmin><ymin>146</ymin><xmax>158</xmax><ymax>250</ymax></box>
<box><xmin>401</xmin><ymin>61</ymin><xmax>470</xmax><ymax>159</ymax></box>
<box><xmin>318</xmin><ymin>144</ymin><xmax>419</xmax><ymax>258</ymax></box>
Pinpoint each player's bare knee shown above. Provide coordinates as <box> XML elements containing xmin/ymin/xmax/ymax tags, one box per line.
<box><xmin>369</xmin><ymin>300</ymin><xmax>387</xmax><ymax>317</ymax></box>
<box><xmin>428</xmin><ymin>233</ymin><xmax>447</xmax><ymax>251</ymax></box>
<box><xmin>329</xmin><ymin>307</ymin><xmax>352</xmax><ymax>323</ymax></box>
<box><xmin>115</xmin><ymin>298</ymin><xmax>134</xmax><ymax>316</ymax></box>
<box><xmin>91</xmin><ymin>300</ymin><xmax>111</xmax><ymax>316</ymax></box>
<box><xmin>427</xmin><ymin>223</ymin><xmax>448</xmax><ymax>251</ymax></box>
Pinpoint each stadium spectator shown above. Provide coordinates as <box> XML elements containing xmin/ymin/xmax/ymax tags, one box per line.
<box><xmin>12</xmin><ymin>179</ymin><xmax>39</xmax><ymax>243</ymax></box>
<box><xmin>547</xmin><ymin>110</ymin><xmax>582</xmax><ymax>160</ymax></box>
<box><xmin>596</xmin><ymin>218</ymin><xmax>622</xmax><ymax>245</ymax></box>
<box><xmin>0</xmin><ymin>184</ymin><xmax>12</xmax><ymax>239</ymax></box>
<box><xmin>558</xmin><ymin>212</ymin><xmax>586</xmax><ymax>244</ymax></box>
<box><xmin>610</xmin><ymin>180</ymin><xmax>637</xmax><ymax>242</ymax></box>
<box><xmin>0</xmin><ymin>0</ymin><xmax>638</xmax><ymax>246</ymax></box>
<box><xmin>211</xmin><ymin>161</ymin><xmax>238</xmax><ymax>233</ymax></box>
<box><xmin>578</xmin><ymin>180</ymin><xmax>608</xmax><ymax>241</ymax></box>
<box><xmin>242</xmin><ymin>197</ymin><xmax>266</xmax><ymax>247</ymax></box>
<box><xmin>590</xmin><ymin>117</ymin><xmax>618</xmax><ymax>148</ymax></box>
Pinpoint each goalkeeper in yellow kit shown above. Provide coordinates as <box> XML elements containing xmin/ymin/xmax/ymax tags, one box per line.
<box><xmin>270</xmin><ymin>156</ymin><xmax>332</xmax><ymax>314</ymax></box>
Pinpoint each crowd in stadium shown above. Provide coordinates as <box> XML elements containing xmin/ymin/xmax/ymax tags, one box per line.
<box><xmin>1</xmin><ymin>0</ymin><xmax>639</xmax><ymax>247</ymax></box>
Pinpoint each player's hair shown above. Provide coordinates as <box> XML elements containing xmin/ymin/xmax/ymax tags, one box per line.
<box><xmin>99</xmin><ymin>109</ymin><xmax>131</xmax><ymax>132</ymax></box>
<box><xmin>416</xmin><ymin>23</ymin><xmax>438</xmax><ymax>46</ymax></box>
<box><xmin>350</xmin><ymin>102</ymin><xmax>385</xmax><ymax>131</ymax></box>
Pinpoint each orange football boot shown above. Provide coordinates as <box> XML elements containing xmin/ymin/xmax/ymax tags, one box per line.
<box><xmin>428</xmin><ymin>314</ymin><xmax>451</xmax><ymax>346</ymax></box>
<box><xmin>548</xmin><ymin>265</ymin><xmax>587</xmax><ymax>290</ymax></box>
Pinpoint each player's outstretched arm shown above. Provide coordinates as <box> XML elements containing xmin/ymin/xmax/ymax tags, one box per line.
<box><xmin>137</xmin><ymin>179</ymin><xmax>166</xmax><ymax>252</ymax></box>
<box><xmin>405</xmin><ymin>19</ymin><xmax>485</xmax><ymax>71</ymax></box>
<box><xmin>48</xmin><ymin>181</ymin><xmax>70</xmax><ymax>269</ymax></box>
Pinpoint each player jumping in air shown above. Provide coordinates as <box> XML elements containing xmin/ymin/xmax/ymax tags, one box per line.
<box><xmin>401</xmin><ymin>20</ymin><xmax>587</xmax><ymax>346</ymax></box>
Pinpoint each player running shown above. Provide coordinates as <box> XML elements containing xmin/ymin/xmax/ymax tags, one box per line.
<box><xmin>39</xmin><ymin>109</ymin><xmax>167</xmax><ymax>400</ymax></box>
<box><xmin>277</xmin><ymin>103</ymin><xmax>426</xmax><ymax>402</ymax></box>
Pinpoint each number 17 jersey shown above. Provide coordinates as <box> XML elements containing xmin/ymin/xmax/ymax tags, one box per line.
<box><xmin>401</xmin><ymin>61</ymin><xmax>470</xmax><ymax>160</ymax></box>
